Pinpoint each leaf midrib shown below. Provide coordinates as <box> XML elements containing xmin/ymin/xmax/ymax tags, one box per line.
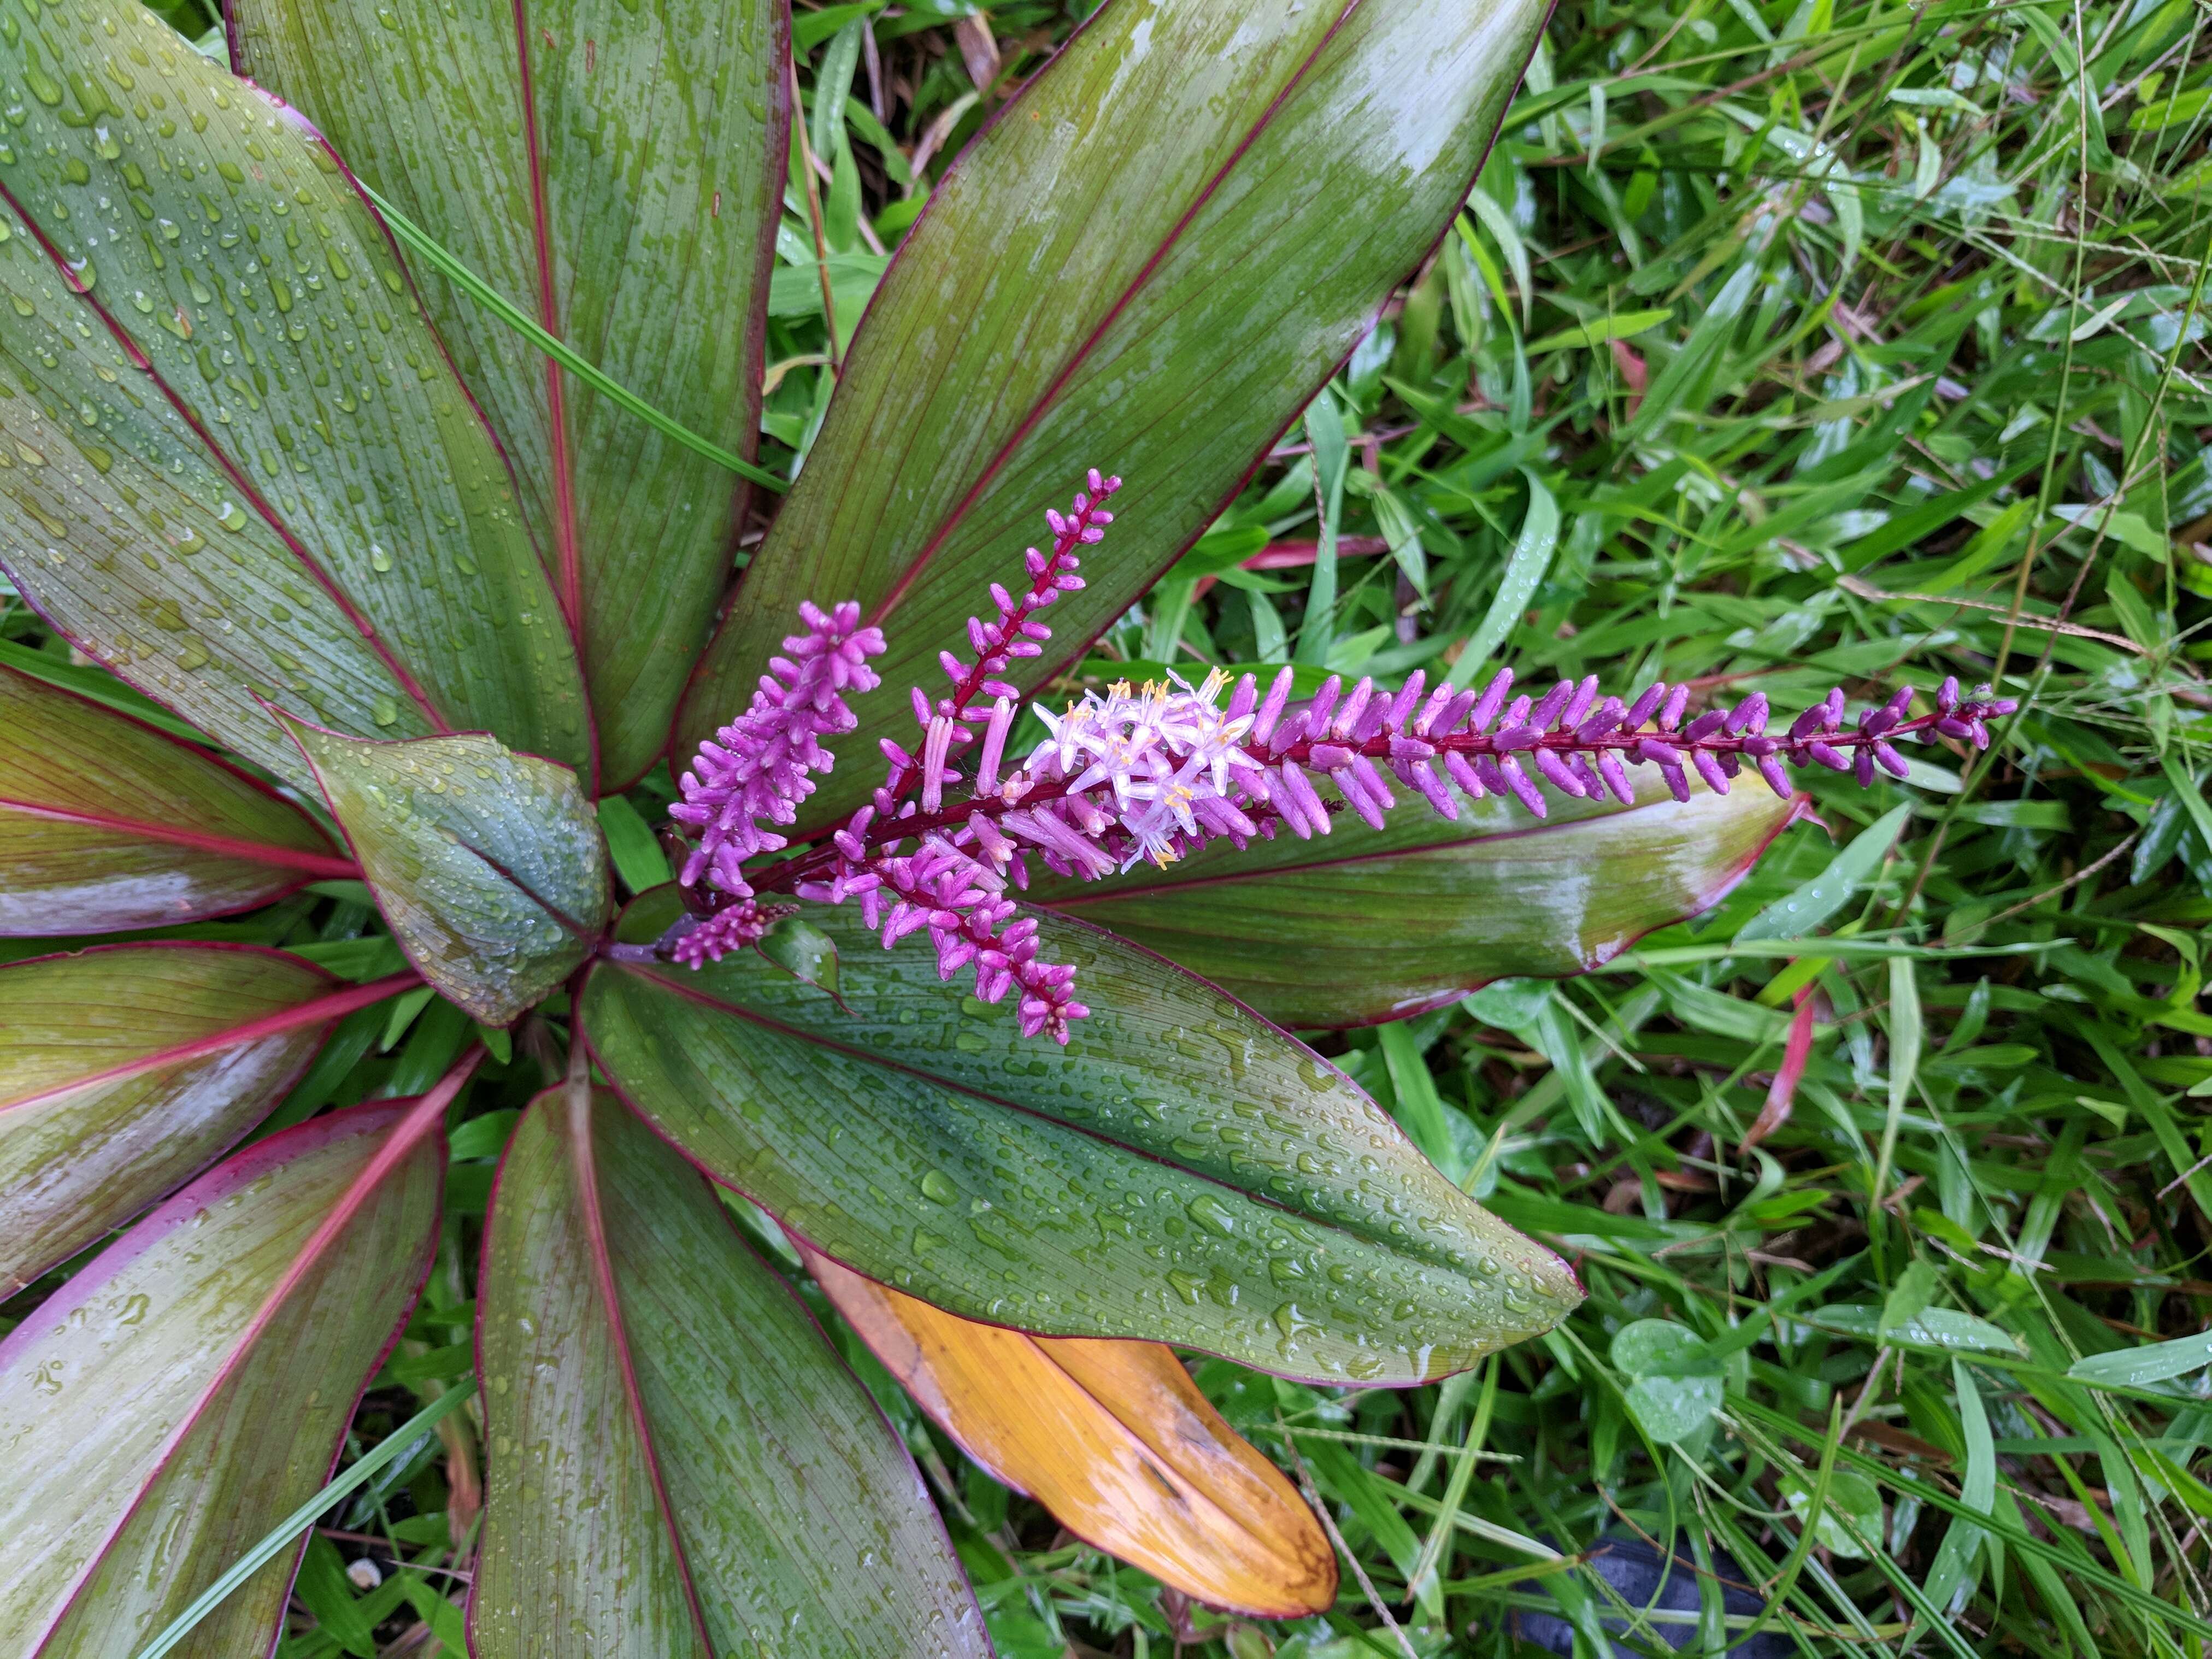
<box><xmin>858</xmin><ymin>0</ymin><xmax>1366</xmax><ymax>631</ymax></box>
<box><xmin>505</xmin><ymin>0</ymin><xmax>585</xmax><ymax>633</ymax></box>
<box><xmin>561</xmin><ymin>1087</ymin><xmax>720</xmax><ymax>1652</ymax></box>
<box><xmin>0</xmin><ymin>969</ymin><xmax>413</xmax><ymax>1114</ymax></box>
<box><xmin>0</xmin><ymin>168</ymin><xmax>453</xmax><ymax>739</ymax></box>
<box><xmin>0</xmin><ymin>799</ymin><xmax>352</xmax><ymax>879</ymax></box>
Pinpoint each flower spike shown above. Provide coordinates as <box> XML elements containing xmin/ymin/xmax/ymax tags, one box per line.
<box><xmin>668</xmin><ymin>468</ymin><xmax>2016</xmax><ymax>1042</ymax></box>
<box><xmin>668</xmin><ymin>600</ymin><xmax>885</xmax><ymax>899</ymax></box>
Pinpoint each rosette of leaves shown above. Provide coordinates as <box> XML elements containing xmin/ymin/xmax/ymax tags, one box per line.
<box><xmin>0</xmin><ymin>1</ymin><xmax>1803</xmax><ymax>1651</ymax></box>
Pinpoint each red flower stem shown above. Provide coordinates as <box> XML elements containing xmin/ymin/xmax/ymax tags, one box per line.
<box><xmin>945</xmin><ymin>528</ymin><xmax>1083</xmax><ymax>720</ymax></box>
<box><xmin>880</xmin><ymin>498</ymin><xmax>1108</xmax><ymax>817</ymax></box>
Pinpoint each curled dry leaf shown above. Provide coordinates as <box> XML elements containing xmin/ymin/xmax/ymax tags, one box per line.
<box><xmin>809</xmin><ymin>1249</ymin><xmax>1338</xmax><ymax>1619</ymax></box>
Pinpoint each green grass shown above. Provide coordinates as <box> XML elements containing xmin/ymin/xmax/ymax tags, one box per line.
<box><xmin>5</xmin><ymin>0</ymin><xmax>2209</xmax><ymax>1652</ymax></box>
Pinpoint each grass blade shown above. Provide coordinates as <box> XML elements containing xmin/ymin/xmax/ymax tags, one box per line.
<box><xmin>130</xmin><ymin>1382</ymin><xmax>477</xmax><ymax>1659</ymax></box>
<box><xmin>360</xmin><ymin>187</ymin><xmax>787</xmax><ymax>496</ymax></box>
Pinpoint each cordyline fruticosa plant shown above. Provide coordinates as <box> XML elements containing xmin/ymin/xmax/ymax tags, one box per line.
<box><xmin>0</xmin><ymin>0</ymin><xmax>2014</xmax><ymax>1651</ymax></box>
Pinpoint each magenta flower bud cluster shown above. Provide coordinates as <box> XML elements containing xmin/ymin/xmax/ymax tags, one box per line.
<box><xmin>669</xmin><ymin>599</ymin><xmax>886</xmax><ymax>900</ymax></box>
<box><xmin>889</xmin><ymin>469</ymin><xmax>1115</xmax><ymax>813</ymax></box>
<box><xmin>780</xmin><ymin>664</ymin><xmax>2010</xmax><ymax>885</ymax></box>
<box><xmin>669</xmin><ymin>898</ymin><xmax>789</xmax><ymax>968</ymax></box>
<box><xmin>664</xmin><ymin>467</ymin><xmax>2017</xmax><ymax>1044</ymax></box>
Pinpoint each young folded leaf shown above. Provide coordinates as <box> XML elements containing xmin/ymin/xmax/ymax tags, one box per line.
<box><xmin>277</xmin><ymin>715</ymin><xmax>610</xmax><ymax>1025</ymax></box>
<box><xmin>0</xmin><ymin>944</ymin><xmax>414</xmax><ymax>1292</ymax></box>
<box><xmin>0</xmin><ymin>1093</ymin><xmax>446</xmax><ymax>1657</ymax></box>
<box><xmin>0</xmin><ymin>666</ymin><xmax>352</xmax><ymax>936</ymax></box>
<box><xmin>473</xmin><ymin>1086</ymin><xmax>989</xmax><ymax>1659</ymax></box>
<box><xmin>809</xmin><ymin>1249</ymin><xmax>1338</xmax><ymax>1619</ymax></box>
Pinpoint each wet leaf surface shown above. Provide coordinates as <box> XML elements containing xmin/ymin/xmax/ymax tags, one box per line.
<box><xmin>229</xmin><ymin>0</ymin><xmax>788</xmax><ymax>785</ymax></box>
<box><xmin>281</xmin><ymin>716</ymin><xmax>608</xmax><ymax>1025</ymax></box>
<box><xmin>679</xmin><ymin>0</ymin><xmax>1550</xmax><ymax>816</ymax></box>
<box><xmin>0</xmin><ymin>0</ymin><xmax>590</xmax><ymax>787</ymax></box>
<box><xmin>473</xmin><ymin>1087</ymin><xmax>989</xmax><ymax>1658</ymax></box>
<box><xmin>0</xmin><ymin>662</ymin><xmax>349</xmax><ymax>935</ymax></box>
<box><xmin>583</xmin><ymin>892</ymin><xmax>1580</xmax><ymax>1384</ymax></box>
<box><xmin>0</xmin><ymin>942</ymin><xmax>411</xmax><ymax>1292</ymax></box>
<box><xmin>0</xmin><ymin>1098</ymin><xmax>443</xmax><ymax>1657</ymax></box>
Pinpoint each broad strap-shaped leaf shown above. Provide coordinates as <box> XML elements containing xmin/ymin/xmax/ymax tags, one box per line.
<box><xmin>0</xmin><ymin>662</ymin><xmax>350</xmax><ymax>935</ymax></box>
<box><xmin>473</xmin><ymin>1086</ymin><xmax>990</xmax><ymax>1659</ymax></box>
<box><xmin>808</xmin><ymin>1248</ymin><xmax>1337</xmax><ymax>1618</ymax></box>
<box><xmin>583</xmin><ymin>895</ymin><xmax>1579</xmax><ymax>1384</ymax></box>
<box><xmin>229</xmin><ymin>0</ymin><xmax>789</xmax><ymax>786</ymax></box>
<box><xmin>279</xmin><ymin>715</ymin><xmax>609</xmax><ymax>1025</ymax></box>
<box><xmin>0</xmin><ymin>1095</ymin><xmax>446</xmax><ymax>1657</ymax></box>
<box><xmin>0</xmin><ymin>942</ymin><xmax>414</xmax><ymax>1293</ymax></box>
<box><xmin>0</xmin><ymin>0</ymin><xmax>590</xmax><ymax>791</ymax></box>
<box><xmin>1031</xmin><ymin>780</ymin><xmax>1805</xmax><ymax>1028</ymax></box>
<box><xmin>678</xmin><ymin>0</ymin><xmax>1549</xmax><ymax>816</ymax></box>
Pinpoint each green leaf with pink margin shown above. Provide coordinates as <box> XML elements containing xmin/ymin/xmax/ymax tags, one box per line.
<box><xmin>473</xmin><ymin>1086</ymin><xmax>990</xmax><ymax>1658</ymax></box>
<box><xmin>0</xmin><ymin>1087</ymin><xmax>451</xmax><ymax>1657</ymax></box>
<box><xmin>228</xmin><ymin>0</ymin><xmax>790</xmax><ymax>786</ymax></box>
<box><xmin>0</xmin><ymin>942</ymin><xmax>414</xmax><ymax>1295</ymax></box>
<box><xmin>0</xmin><ymin>664</ymin><xmax>351</xmax><ymax>937</ymax></box>
<box><xmin>0</xmin><ymin>0</ymin><xmax>589</xmax><ymax>791</ymax></box>
<box><xmin>582</xmin><ymin>893</ymin><xmax>1580</xmax><ymax>1386</ymax></box>
<box><xmin>1026</xmin><ymin>780</ymin><xmax>1805</xmax><ymax>1028</ymax></box>
<box><xmin>277</xmin><ymin>715</ymin><xmax>609</xmax><ymax>1025</ymax></box>
<box><xmin>676</xmin><ymin>0</ymin><xmax>1551</xmax><ymax>816</ymax></box>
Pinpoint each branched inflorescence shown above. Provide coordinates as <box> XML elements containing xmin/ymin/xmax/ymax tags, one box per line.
<box><xmin>668</xmin><ymin>468</ymin><xmax>2016</xmax><ymax>1043</ymax></box>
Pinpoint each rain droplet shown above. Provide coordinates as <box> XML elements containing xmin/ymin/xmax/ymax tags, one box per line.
<box><xmin>1185</xmin><ymin>1193</ymin><xmax>1237</xmax><ymax>1236</ymax></box>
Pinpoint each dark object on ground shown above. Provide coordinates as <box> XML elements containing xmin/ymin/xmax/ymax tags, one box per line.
<box><xmin>1510</xmin><ymin>1532</ymin><xmax>1791</xmax><ymax>1658</ymax></box>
